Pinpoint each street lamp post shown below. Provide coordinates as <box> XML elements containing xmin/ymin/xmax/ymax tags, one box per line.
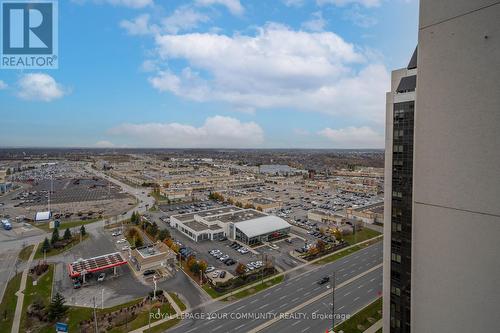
<box><xmin>332</xmin><ymin>271</ymin><xmax>336</xmax><ymax>332</ymax></box>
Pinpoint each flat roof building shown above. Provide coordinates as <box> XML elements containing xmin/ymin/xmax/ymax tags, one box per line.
<box><xmin>170</xmin><ymin>206</ymin><xmax>291</xmax><ymax>245</ymax></box>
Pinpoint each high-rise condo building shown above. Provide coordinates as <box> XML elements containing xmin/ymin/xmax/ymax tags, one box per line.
<box><xmin>383</xmin><ymin>1</ymin><xmax>500</xmax><ymax>332</ymax></box>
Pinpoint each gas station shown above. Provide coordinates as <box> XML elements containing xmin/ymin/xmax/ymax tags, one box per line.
<box><xmin>68</xmin><ymin>252</ymin><xmax>127</xmax><ymax>283</ymax></box>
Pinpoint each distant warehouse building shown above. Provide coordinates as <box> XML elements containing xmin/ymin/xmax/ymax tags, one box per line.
<box><xmin>170</xmin><ymin>206</ymin><xmax>291</xmax><ymax>246</ymax></box>
<box><xmin>0</xmin><ymin>169</ymin><xmax>12</xmax><ymax>194</ymax></box>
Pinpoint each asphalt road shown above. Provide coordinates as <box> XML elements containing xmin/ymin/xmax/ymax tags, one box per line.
<box><xmin>260</xmin><ymin>267</ymin><xmax>382</xmax><ymax>333</ymax></box>
<box><xmin>166</xmin><ymin>241</ymin><xmax>382</xmax><ymax>333</ymax></box>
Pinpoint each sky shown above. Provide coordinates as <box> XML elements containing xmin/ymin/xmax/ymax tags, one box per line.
<box><xmin>0</xmin><ymin>0</ymin><xmax>419</xmax><ymax>149</ymax></box>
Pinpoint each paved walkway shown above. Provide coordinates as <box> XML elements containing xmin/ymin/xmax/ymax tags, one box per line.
<box><xmin>164</xmin><ymin>292</ymin><xmax>182</xmax><ymax>315</ymax></box>
<box><xmin>363</xmin><ymin>319</ymin><xmax>382</xmax><ymax>333</ymax></box>
<box><xmin>11</xmin><ymin>243</ymin><xmax>39</xmax><ymax>333</ymax></box>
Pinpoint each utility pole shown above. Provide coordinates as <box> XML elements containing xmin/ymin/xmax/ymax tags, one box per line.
<box><xmin>261</xmin><ymin>253</ymin><xmax>265</xmax><ymax>285</ymax></box>
<box><xmin>332</xmin><ymin>271</ymin><xmax>336</xmax><ymax>332</ymax></box>
<box><xmin>93</xmin><ymin>296</ymin><xmax>98</xmax><ymax>333</ymax></box>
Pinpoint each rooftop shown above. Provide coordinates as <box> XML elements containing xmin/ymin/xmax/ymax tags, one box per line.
<box><xmin>234</xmin><ymin>215</ymin><xmax>291</xmax><ymax>238</ymax></box>
<box><xmin>204</xmin><ymin>209</ymin><xmax>267</xmax><ymax>224</ymax></box>
<box><xmin>172</xmin><ymin>206</ymin><xmax>243</xmax><ymax>222</ymax></box>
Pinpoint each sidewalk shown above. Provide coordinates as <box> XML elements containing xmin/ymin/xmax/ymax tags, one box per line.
<box><xmin>363</xmin><ymin>319</ymin><xmax>382</xmax><ymax>333</ymax></box>
<box><xmin>11</xmin><ymin>243</ymin><xmax>39</xmax><ymax>333</ymax></box>
<box><xmin>164</xmin><ymin>292</ymin><xmax>182</xmax><ymax>315</ymax></box>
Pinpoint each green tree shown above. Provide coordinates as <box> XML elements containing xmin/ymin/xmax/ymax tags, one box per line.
<box><xmin>80</xmin><ymin>224</ymin><xmax>86</xmax><ymax>236</ymax></box>
<box><xmin>41</xmin><ymin>237</ymin><xmax>51</xmax><ymax>252</ymax></box>
<box><xmin>63</xmin><ymin>228</ymin><xmax>72</xmax><ymax>240</ymax></box>
<box><xmin>51</xmin><ymin>228</ymin><xmax>60</xmax><ymax>245</ymax></box>
<box><xmin>135</xmin><ymin>237</ymin><xmax>143</xmax><ymax>248</ymax></box>
<box><xmin>158</xmin><ymin>229</ymin><xmax>170</xmax><ymax>241</ymax></box>
<box><xmin>190</xmin><ymin>262</ymin><xmax>200</xmax><ymax>275</ymax></box>
<box><xmin>47</xmin><ymin>292</ymin><xmax>68</xmax><ymax>321</ymax></box>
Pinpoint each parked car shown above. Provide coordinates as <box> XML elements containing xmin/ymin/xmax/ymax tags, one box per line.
<box><xmin>143</xmin><ymin>269</ymin><xmax>156</xmax><ymax>276</ymax></box>
<box><xmin>205</xmin><ymin>266</ymin><xmax>215</xmax><ymax>273</ymax></box>
<box><xmin>225</xmin><ymin>259</ymin><xmax>236</xmax><ymax>266</ymax></box>
<box><xmin>116</xmin><ymin>238</ymin><xmax>127</xmax><ymax>244</ymax></box>
<box><xmin>97</xmin><ymin>273</ymin><xmax>106</xmax><ymax>282</ymax></box>
<box><xmin>219</xmin><ymin>271</ymin><xmax>226</xmax><ymax>278</ymax></box>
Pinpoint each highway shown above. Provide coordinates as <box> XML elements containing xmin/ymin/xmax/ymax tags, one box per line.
<box><xmin>166</xmin><ymin>241</ymin><xmax>382</xmax><ymax>333</ymax></box>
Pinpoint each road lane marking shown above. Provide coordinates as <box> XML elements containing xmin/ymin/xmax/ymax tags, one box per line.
<box><xmin>301</xmin><ymin>326</ymin><xmax>310</xmax><ymax>332</ymax></box>
<box><xmin>247</xmin><ymin>264</ymin><xmax>383</xmax><ymax>333</ymax></box>
<box><xmin>235</xmin><ymin>305</ymin><xmax>246</xmax><ymax>311</ymax></box>
<box><xmin>279</xmin><ymin>295</ymin><xmax>287</xmax><ymax>300</ymax></box>
<box><xmin>291</xmin><ymin>321</ymin><xmax>300</xmax><ymax>327</ymax></box>
<box><xmin>250</xmin><ymin>299</ymin><xmax>258</xmax><ymax>304</ymax></box>
<box><xmin>354</xmin><ymin>297</ymin><xmax>360</xmax><ymax>302</ymax></box>
<box><xmin>367</xmin><ymin>289</ymin><xmax>373</xmax><ymax>293</ymax></box>
<box><xmin>292</xmin><ymin>297</ymin><xmax>300</xmax><ymax>302</ymax></box>
<box><xmin>235</xmin><ymin>324</ymin><xmax>246</xmax><ymax>330</ymax></box>
<box><xmin>258</xmin><ymin>304</ymin><xmax>269</xmax><ymax>310</ymax></box>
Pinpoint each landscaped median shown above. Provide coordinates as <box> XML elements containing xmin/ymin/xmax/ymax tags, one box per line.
<box><xmin>334</xmin><ymin>297</ymin><xmax>382</xmax><ymax>333</ymax></box>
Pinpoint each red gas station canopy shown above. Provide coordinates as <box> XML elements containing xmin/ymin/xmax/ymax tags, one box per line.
<box><xmin>68</xmin><ymin>252</ymin><xmax>127</xmax><ymax>278</ymax></box>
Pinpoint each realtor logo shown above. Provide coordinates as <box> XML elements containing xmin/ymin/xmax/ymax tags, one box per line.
<box><xmin>1</xmin><ymin>0</ymin><xmax>58</xmax><ymax>69</ymax></box>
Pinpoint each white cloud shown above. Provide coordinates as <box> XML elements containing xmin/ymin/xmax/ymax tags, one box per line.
<box><xmin>195</xmin><ymin>0</ymin><xmax>244</xmax><ymax>15</ymax></box>
<box><xmin>73</xmin><ymin>0</ymin><xmax>153</xmax><ymax>8</ymax></box>
<box><xmin>317</xmin><ymin>0</ymin><xmax>381</xmax><ymax>7</ymax></box>
<box><xmin>108</xmin><ymin>116</ymin><xmax>264</xmax><ymax>148</ymax></box>
<box><xmin>95</xmin><ymin>140</ymin><xmax>115</xmax><ymax>148</ymax></box>
<box><xmin>149</xmin><ymin>23</ymin><xmax>389</xmax><ymax>123</ymax></box>
<box><xmin>283</xmin><ymin>0</ymin><xmax>305</xmax><ymax>7</ymax></box>
<box><xmin>162</xmin><ymin>7</ymin><xmax>210</xmax><ymax>34</ymax></box>
<box><xmin>344</xmin><ymin>7</ymin><xmax>378</xmax><ymax>27</ymax></box>
<box><xmin>302</xmin><ymin>11</ymin><xmax>327</xmax><ymax>32</ymax></box>
<box><xmin>318</xmin><ymin>126</ymin><xmax>383</xmax><ymax>148</ymax></box>
<box><xmin>17</xmin><ymin>74</ymin><xmax>67</xmax><ymax>102</ymax></box>
<box><xmin>120</xmin><ymin>14</ymin><xmax>155</xmax><ymax>35</ymax></box>
<box><xmin>0</xmin><ymin>80</ymin><xmax>7</xmax><ymax>90</ymax></box>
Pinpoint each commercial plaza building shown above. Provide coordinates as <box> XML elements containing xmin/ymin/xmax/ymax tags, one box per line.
<box><xmin>384</xmin><ymin>1</ymin><xmax>500</xmax><ymax>332</ymax></box>
<box><xmin>170</xmin><ymin>206</ymin><xmax>291</xmax><ymax>245</ymax></box>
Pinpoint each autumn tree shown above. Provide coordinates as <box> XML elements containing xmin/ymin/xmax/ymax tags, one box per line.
<box><xmin>235</xmin><ymin>263</ymin><xmax>246</xmax><ymax>276</ymax></box>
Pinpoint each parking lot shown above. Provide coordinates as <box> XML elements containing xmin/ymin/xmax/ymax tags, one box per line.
<box><xmin>13</xmin><ymin>178</ymin><xmax>129</xmax><ymax>207</ymax></box>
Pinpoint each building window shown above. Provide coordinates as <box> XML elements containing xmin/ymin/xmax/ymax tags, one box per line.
<box><xmin>391</xmin><ymin>252</ymin><xmax>402</xmax><ymax>263</ymax></box>
<box><xmin>391</xmin><ymin>286</ymin><xmax>401</xmax><ymax>296</ymax></box>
